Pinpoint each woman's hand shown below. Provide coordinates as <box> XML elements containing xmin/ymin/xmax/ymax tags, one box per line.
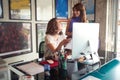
<box><xmin>62</xmin><ymin>38</ymin><xmax>71</xmax><ymax>46</ymax></box>
<box><xmin>77</xmin><ymin>56</ymin><xmax>86</xmax><ymax>62</ymax></box>
<box><xmin>55</xmin><ymin>38</ymin><xmax>71</xmax><ymax>52</ymax></box>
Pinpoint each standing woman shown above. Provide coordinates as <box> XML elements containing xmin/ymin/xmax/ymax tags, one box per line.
<box><xmin>65</xmin><ymin>3</ymin><xmax>88</xmax><ymax>79</ymax></box>
<box><xmin>45</xmin><ymin>18</ymin><xmax>70</xmax><ymax>80</ymax></box>
<box><xmin>66</xmin><ymin>2</ymin><xmax>88</xmax><ymax>38</ymax></box>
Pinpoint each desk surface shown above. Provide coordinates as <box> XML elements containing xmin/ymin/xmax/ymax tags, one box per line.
<box><xmin>79</xmin><ymin>58</ymin><xmax>120</xmax><ymax>80</ymax></box>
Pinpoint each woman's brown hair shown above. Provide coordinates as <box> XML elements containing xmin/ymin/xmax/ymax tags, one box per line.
<box><xmin>46</xmin><ymin>18</ymin><xmax>63</xmax><ymax>35</ymax></box>
<box><xmin>72</xmin><ymin>2</ymin><xmax>87</xmax><ymax>22</ymax></box>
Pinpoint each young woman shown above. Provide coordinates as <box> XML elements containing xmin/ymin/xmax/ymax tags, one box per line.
<box><xmin>45</xmin><ymin>18</ymin><xmax>70</xmax><ymax>80</ymax></box>
<box><xmin>66</xmin><ymin>2</ymin><xmax>88</xmax><ymax>38</ymax></box>
<box><xmin>65</xmin><ymin>3</ymin><xmax>88</xmax><ymax>78</ymax></box>
<box><xmin>45</xmin><ymin>18</ymin><xmax>70</xmax><ymax>60</ymax></box>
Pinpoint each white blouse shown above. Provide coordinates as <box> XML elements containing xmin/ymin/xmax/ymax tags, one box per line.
<box><xmin>44</xmin><ymin>34</ymin><xmax>66</xmax><ymax>58</ymax></box>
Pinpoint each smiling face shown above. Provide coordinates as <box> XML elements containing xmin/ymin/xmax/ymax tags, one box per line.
<box><xmin>72</xmin><ymin>3</ymin><xmax>87</xmax><ymax>22</ymax></box>
<box><xmin>73</xmin><ymin>8</ymin><xmax>81</xmax><ymax>17</ymax></box>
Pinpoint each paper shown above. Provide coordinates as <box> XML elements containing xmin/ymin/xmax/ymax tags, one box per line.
<box><xmin>82</xmin><ymin>76</ymin><xmax>101</xmax><ymax>80</ymax></box>
<box><xmin>17</xmin><ymin>62</ymin><xmax>44</xmax><ymax>75</ymax></box>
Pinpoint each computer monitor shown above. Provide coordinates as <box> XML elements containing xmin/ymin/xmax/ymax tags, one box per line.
<box><xmin>72</xmin><ymin>23</ymin><xmax>99</xmax><ymax>60</ymax></box>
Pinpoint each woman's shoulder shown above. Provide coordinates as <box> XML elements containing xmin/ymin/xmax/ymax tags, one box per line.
<box><xmin>45</xmin><ymin>34</ymin><xmax>54</xmax><ymax>43</ymax></box>
<box><xmin>67</xmin><ymin>18</ymin><xmax>74</xmax><ymax>23</ymax></box>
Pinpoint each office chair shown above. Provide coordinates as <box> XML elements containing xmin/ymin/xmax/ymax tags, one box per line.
<box><xmin>38</xmin><ymin>41</ymin><xmax>58</xmax><ymax>68</ymax></box>
<box><xmin>38</xmin><ymin>41</ymin><xmax>45</xmax><ymax>59</ymax></box>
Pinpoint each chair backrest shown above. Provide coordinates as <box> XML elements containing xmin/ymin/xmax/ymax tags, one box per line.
<box><xmin>39</xmin><ymin>41</ymin><xmax>45</xmax><ymax>58</ymax></box>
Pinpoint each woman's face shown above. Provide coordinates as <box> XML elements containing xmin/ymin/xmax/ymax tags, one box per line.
<box><xmin>73</xmin><ymin>9</ymin><xmax>80</xmax><ymax>17</ymax></box>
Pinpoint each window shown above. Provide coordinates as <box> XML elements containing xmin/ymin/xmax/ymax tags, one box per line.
<box><xmin>106</xmin><ymin>0</ymin><xmax>120</xmax><ymax>59</ymax></box>
<box><xmin>116</xmin><ymin>0</ymin><xmax>120</xmax><ymax>56</ymax></box>
<box><xmin>105</xmin><ymin>0</ymin><xmax>118</xmax><ymax>61</ymax></box>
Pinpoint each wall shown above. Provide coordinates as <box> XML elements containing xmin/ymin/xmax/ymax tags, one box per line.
<box><xmin>96</xmin><ymin>0</ymin><xmax>107</xmax><ymax>50</ymax></box>
<box><xmin>95</xmin><ymin>0</ymin><xmax>107</xmax><ymax>64</ymax></box>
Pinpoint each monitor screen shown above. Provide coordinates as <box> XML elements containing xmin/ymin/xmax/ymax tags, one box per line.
<box><xmin>72</xmin><ymin>23</ymin><xmax>99</xmax><ymax>59</ymax></box>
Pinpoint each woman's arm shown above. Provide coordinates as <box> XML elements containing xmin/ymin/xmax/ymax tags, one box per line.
<box><xmin>46</xmin><ymin>38</ymin><xmax>70</xmax><ymax>53</ymax></box>
<box><xmin>65</xmin><ymin>19</ymin><xmax>72</xmax><ymax>38</ymax></box>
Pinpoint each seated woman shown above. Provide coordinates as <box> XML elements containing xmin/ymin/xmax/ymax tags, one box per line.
<box><xmin>44</xmin><ymin>18</ymin><xmax>70</xmax><ymax>80</ymax></box>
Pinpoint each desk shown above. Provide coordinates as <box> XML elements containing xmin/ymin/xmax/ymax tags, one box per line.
<box><xmin>79</xmin><ymin>58</ymin><xmax>120</xmax><ymax>80</ymax></box>
<box><xmin>9</xmin><ymin>61</ymin><xmax>44</xmax><ymax>80</ymax></box>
